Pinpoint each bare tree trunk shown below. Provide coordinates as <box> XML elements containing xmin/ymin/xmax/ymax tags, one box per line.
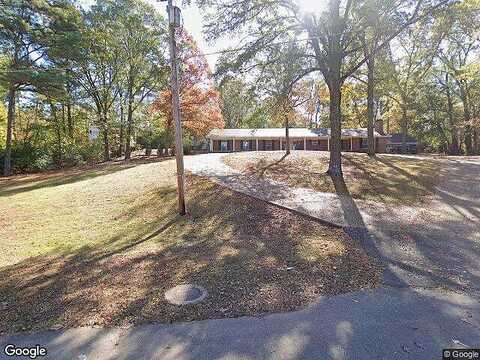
<box><xmin>326</xmin><ymin>0</ymin><xmax>343</xmax><ymax>177</ymax></box>
<box><xmin>435</xmin><ymin>114</ymin><xmax>449</xmax><ymax>153</ymax></box>
<box><xmin>285</xmin><ymin>114</ymin><xmax>290</xmax><ymax>155</ymax></box>
<box><xmin>445</xmin><ymin>74</ymin><xmax>459</xmax><ymax>155</ymax></box>
<box><xmin>459</xmin><ymin>86</ymin><xmax>473</xmax><ymax>155</ymax></box>
<box><xmin>3</xmin><ymin>87</ymin><xmax>15</xmax><ymax>176</ymax></box>
<box><xmin>125</xmin><ymin>105</ymin><xmax>133</xmax><ymax>160</ymax></box>
<box><xmin>125</xmin><ymin>76</ymin><xmax>134</xmax><ymax>160</ymax></box>
<box><xmin>118</xmin><ymin>93</ymin><xmax>125</xmax><ymax>156</ymax></box>
<box><xmin>474</xmin><ymin>128</ymin><xmax>479</xmax><ymax>155</ymax></box>
<box><xmin>51</xmin><ymin>103</ymin><xmax>63</xmax><ymax>166</ymax></box>
<box><xmin>101</xmin><ymin>110</ymin><xmax>110</xmax><ymax>161</ymax></box>
<box><xmin>67</xmin><ymin>103</ymin><xmax>73</xmax><ymax>139</ymax></box>
<box><xmin>366</xmin><ymin>56</ymin><xmax>375</xmax><ymax>157</ymax></box>
<box><xmin>464</xmin><ymin>124</ymin><xmax>473</xmax><ymax>155</ymax></box>
<box><xmin>125</xmin><ymin>100</ymin><xmax>133</xmax><ymax>160</ymax></box>
<box><xmin>401</xmin><ymin>107</ymin><xmax>408</xmax><ymax>154</ymax></box>
<box><xmin>328</xmin><ymin>78</ymin><xmax>343</xmax><ymax>176</ymax></box>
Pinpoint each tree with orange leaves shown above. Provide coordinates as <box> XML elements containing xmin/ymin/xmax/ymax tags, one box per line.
<box><xmin>152</xmin><ymin>29</ymin><xmax>224</xmax><ymax>142</ymax></box>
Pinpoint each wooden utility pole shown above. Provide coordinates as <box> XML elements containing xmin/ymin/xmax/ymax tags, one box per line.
<box><xmin>165</xmin><ymin>0</ymin><xmax>186</xmax><ymax>214</ymax></box>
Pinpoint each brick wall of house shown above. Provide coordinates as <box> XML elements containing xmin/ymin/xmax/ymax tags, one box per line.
<box><xmin>290</xmin><ymin>139</ymin><xmax>304</xmax><ymax>150</ymax></box>
<box><xmin>258</xmin><ymin>140</ymin><xmax>264</xmax><ymax>151</ymax></box>
<box><xmin>351</xmin><ymin>138</ymin><xmax>361</xmax><ymax>151</ymax></box>
<box><xmin>376</xmin><ymin>137</ymin><xmax>388</xmax><ymax>153</ymax></box>
<box><xmin>258</xmin><ymin>140</ymin><xmax>280</xmax><ymax>151</ymax></box>
<box><xmin>305</xmin><ymin>139</ymin><xmax>329</xmax><ymax>150</ymax></box>
<box><xmin>273</xmin><ymin>140</ymin><xmax>281</xmax><ymax>150</ymax></box>
<box><xmin>341</xmin><ymin>139</ymin><xmax>351</xmax><ymax>151</ymax></box>
<box><xmin>306</xmin><ymin>140</ymin><xmax>318</xmax><ymax>150</ymax></box>
<box><xmin>235</xmin><ymin>139</ymin><xmax>256</xmax><ymax>151</ymax></box>
<box><xmin>213</xmin><ymin>140</ymin><xmax>233</xmax><ymax>152</ymax></box>
<box><xmin>211</xmin><ymin>137</ymin><xmax>388</xmax><ymax>153</ymax></box>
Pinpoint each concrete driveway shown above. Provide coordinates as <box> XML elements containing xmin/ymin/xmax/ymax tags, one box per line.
<box><xmin>185</xmin><ymin>153</ymin><xmax>480</xmax><ymax>292</ymax></box>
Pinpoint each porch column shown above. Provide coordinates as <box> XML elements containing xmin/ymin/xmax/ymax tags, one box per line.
<box><xmin>328</xmin><ymin>138</ymin><xmax>330</xmax><ymax>151</ymax></box>
<box><xmin>256</xmin><ymin>139</ymin><xmax>259</xmax><ymax>151</ymax></box>
<box><xmin>304</xmin><ymin>137</ymin><xmax>307</xmax><ymax>151</ymax></box>
<box><xmin>209</xmin><ymin>139</ymin><xmax>213</xmax><ymax>152</ymax></box>
<box><xmin>350</xmin><ymin>137</ymin><xmax>353</xmax><ymax>151</ymax></box>
<box><xmin>280</xmin><ymin>138</ymin><xmax>283</xmax><ymax>150</ymax></box>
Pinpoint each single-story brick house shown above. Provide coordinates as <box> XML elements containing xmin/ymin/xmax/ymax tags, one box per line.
<box><xmin>386</xmin><ymin>133</ymin><xmax>423</xmax><ymax>154</ymax></box>
<box><xmin>206</xmin><ymin>128</ymin><xmax>390</xmax><ymax>153</ymax></box>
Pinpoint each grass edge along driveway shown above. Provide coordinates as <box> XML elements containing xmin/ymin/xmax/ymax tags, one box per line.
<box><xmin>0</xmin><ymin>158</ymin><xmax>380</xmax><ymax>333</ymax></box>
<box><xmin>223</xmin><ymin>151</ymin><xmax>440</xmax><ymax>205</ymax></box>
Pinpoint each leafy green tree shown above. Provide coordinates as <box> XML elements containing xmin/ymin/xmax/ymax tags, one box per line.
<box><xmin>114</xmin><ymin>0</ymin><xmax>169</xmax><ymax>159</ymax></box>
<box><xmin>355</xmin><ymin>0</ymin><xmax>393</xmax><ymax>156</ymax></box>
<box><xmin>197</xmin><ymin>0</ymin><xmax>453</xmax><ymax>176</ymax></box>
<box><xmin>0</xmin><ymin>0</ymin><xmax>81</xmax><ymax>175</ymax></box>
<box><xmin>437</xmin><ymin>0</ymin><xmax>480</xmax><ymax>154</ymax></box>
<box><xmin>380</xmin><ymin>22</ymin><xmax>444</xmax><ymax>153</ymax></box>
<box><xmin>217</xmin><ymin>76</ymin><xmax>258</xmax><ymax>128</ymax></box>
<box><xmin>250</xmin><ymin>43</ymin><xmax>310</xmax><ymax>154</ymax></box>
<box><xmin>71</xmin><ymin>1</ymin><xmax>124</xmax><ymax>161</ymax></box>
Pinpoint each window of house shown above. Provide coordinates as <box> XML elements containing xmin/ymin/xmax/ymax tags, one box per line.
<box><xmin>265</xmin><ymin>140</ymin><xmax>273</xmax><ymax>150</ymax></box>
<box><xmin>341</xmin><ymin>139</ymin><xmax>351</xmax><ymax>150</ymax></box>
<box><xmin>360</xmin><ymin>138</ymin><xmax>368</xmax><ymax>149</ymax></box>
<box><xmin>220</xmin><ymin>141</ymin><xmax>228</xmax><ymax>152</ymax></box>
<box><xmin>312</xmin><ymin>140</ymin><xmax>318</xmax><ymax>146</ymax></box>
<box><xmin>241</xmin><ymin>140</ymin><xmax>250</xmax><ymax>151</ymax></box>
<box><xmin>293</xmin><ymin>141</ymin><xmax>303</xmax><ymax>150</ymax></box>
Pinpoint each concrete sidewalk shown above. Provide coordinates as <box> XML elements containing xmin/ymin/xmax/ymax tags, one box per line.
<box><xmin>2</xmin><ymin>287</ymin><xmax>479</xmax><ymax>360</ymax></box>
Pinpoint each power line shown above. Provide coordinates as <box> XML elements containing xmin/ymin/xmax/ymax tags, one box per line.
<box><xmin>185</xmin><ymin>35</ymin><xmax>325</xmax><ymax>59</ymax></box>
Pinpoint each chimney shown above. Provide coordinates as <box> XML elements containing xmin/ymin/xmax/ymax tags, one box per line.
<box><xmin>375</xmin><ymin>119</ymin><xmax>385</xmax><ymax>135</ymax></box>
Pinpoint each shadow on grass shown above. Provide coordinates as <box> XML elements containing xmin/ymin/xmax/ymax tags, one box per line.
<box><xmin>242</xmin><ymin>154</ymin><xmax>334</xmax><ymax>194</ymax></box>
<box><xmin>236</xmin><ymin>152</ymin><xmax>441</xmax><ymax>204</ymax></box>
<box><xmin>253</xmin><ymin>153</ymin><xmax>289</xmax><ymax>178</ymax></box>
<box><xmin>0</xmin><ymin>176</ymin><xmax>379</xmax><ymax>333</ymax></box>
<box><xmin>2</xmin><ymin>161</ymin><xmax>480</xmax><ymax>358</ymax></box>
<box><xmin>0</xmin><ymin>157</ymin><xmax>173</xmax><ymax>198</ymax></box>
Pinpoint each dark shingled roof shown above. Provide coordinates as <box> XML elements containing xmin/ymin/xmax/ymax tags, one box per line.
<box><xmin>389</xmin><ymin>133</ymin><xmax>418</xmax><ymax>144</ymax></box>
<box><xmin>207</xmin><ymin>128</ymin><xmax>388</xmax><ymax>139</ymax></box>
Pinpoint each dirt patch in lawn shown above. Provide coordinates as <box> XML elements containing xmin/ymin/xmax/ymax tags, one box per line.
<box><xmin>0</xmin><ymin>162</ymin><xmax>379</xmax><ymax>333</ymax></box>
<box><xmin>224</xmin><ymin>151</ymin><xmax>440</xmax><ymax>205</ymax></box>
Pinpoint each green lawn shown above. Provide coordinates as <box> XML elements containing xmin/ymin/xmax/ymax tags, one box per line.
<box><xmin>0</xmin><ymin>158</ymin><xmax>379</xmax><ymax>333</ymax></box>
<box><xmin>224</xmin><ymin>152</ymin><xmax>440</xmax><ymax>205</ymax></box>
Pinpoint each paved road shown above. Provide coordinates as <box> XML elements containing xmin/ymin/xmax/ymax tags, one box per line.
<box><xmin>1</xmin><ymin>287</ymin><xmax>479</xmax><ymax>360</ymax></box>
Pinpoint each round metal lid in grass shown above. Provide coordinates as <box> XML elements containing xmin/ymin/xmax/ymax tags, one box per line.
<box><xmin>164</xmin><ymin>284</ymin><xmax>208</xmax><ymax>305</ymax></box>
